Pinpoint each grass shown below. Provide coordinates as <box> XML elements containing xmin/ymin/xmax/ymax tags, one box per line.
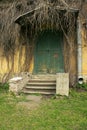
<box><xmin>0</xmin><ymin>87</ymin><xmax>87</xmax><ymax>130</ymax></box>
<box><xmin>76</xmin><ymin>82</ymin><xmax>87</xmax><ymax>90</ymax></box>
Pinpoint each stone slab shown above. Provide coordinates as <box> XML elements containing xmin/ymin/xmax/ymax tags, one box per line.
<box><xmin>56</xmin><ymin>73</ymin><xmax>69</xmax><ymax>96</ymax></box>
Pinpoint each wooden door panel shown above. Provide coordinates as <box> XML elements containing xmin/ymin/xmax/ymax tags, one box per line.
<box><xmin>34</xmin><ymin>31</ymin><xmax>64</xmax><ymax>74</ymax></box>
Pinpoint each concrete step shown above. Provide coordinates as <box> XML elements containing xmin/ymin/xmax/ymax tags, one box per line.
<box><xmin>22</xmin><ymin>74</ymin><xmax>56</xmax><ymax>95</ymax></box>
<box><xmin>28</xmin><ymin>79</ymin><xmax>56</xmax><ymax>82</ymax></box>
<box><xmin>27</xmin><ymin>82</ymin><xmax>56</xmax><ymax>86</ymax></box>
<box><xmin>23</xmin><ymin>90</ymin><xmax>55</xmax><ymax>95</ymax></box>
<box><xmin>25</xmin><ymin>86</ymin><xmax>56</xmax><ymax>90</ymax></box>
<box><xmin>31</xmin><ymin>75</ymin><xmax>56</xmax><ymax>79</ymax></box>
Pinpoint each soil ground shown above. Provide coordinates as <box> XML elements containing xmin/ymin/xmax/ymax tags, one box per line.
<box><xmin>17</xmin><ymin>95</ymin><xmax>43</xmax><ymax>109</ymax></box>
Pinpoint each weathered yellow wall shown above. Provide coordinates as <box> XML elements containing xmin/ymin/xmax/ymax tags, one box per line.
<box><xmin>0</xmin><ymin>48</ymin><xmax>11</xmax><ymax>74</ymax></box>
<box><xmin>63</xmin><ymin>30</ymin><xmax>77</xmax><ymax>85</ymax></box>
<box><xmin>0</xmin><ymin>45</ymin><xmax>34</xmax><ymax>81</ymax></box>
<box><xmin>0</xmin><ymin>46</ymin><xmax>25</xmax><ymax>74</ymax></box>
<box><xmin>82</xmin><ymin>27</ymin><xmax>87</xmax><ymax>76</ymax></box>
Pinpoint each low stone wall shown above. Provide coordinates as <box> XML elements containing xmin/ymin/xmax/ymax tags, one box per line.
<box><xmin>9</xmin><ymin>72</ymin><xmax>31</xmax><ymax>94</ymax></box>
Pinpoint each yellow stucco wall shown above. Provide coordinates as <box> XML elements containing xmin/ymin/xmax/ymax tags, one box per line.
<box><xmin>0</xmin><ymin>47</ymin><xmax>24</xmax><ymax>74</ymax></box>
<box><xmin>82</xmin><ymin>28</ymin><xmax>87</xmax><ymax>76</ymax></box>
<box><xmin>0</xmin><ymin>45</ymin><xmax>34</xmax><ymax>81</ymax></box>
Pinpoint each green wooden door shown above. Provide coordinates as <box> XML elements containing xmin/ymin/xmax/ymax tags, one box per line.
<box><xmin>34</xmin><ymin>31</ymin><xmax>64</xmax><ymax>74</ymax></box>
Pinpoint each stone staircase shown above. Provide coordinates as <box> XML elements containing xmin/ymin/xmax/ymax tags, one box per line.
<box><xmin>9</xmin><ymin>73</ymin><xmax>69</xmax><ymax>96</ymax></box>
<box><xmin>23</xmin><ymin>75</ymin><xmax>56</xmax><ymax>95</ymax></box>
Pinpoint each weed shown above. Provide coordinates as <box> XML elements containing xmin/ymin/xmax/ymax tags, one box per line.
<box><xmin>0</xmin><ymin>82</ymin><xmax>9</xmax><ymax>92</ymax></box>
<box><xmin>76</xmin><ymin>82</ymin><xmax>87</xmax><ymax>90</ymax></box>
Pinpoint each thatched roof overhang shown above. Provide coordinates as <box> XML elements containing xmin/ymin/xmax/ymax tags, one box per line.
<box><xmin>14</xmin><ymin>5</ymin><xmax>79</xmax><ymax>26</ymax></box>
<box><xmin>15</xmin><ymin>6</ymin><xmax>42</xmax><ymax>25</ymax></box>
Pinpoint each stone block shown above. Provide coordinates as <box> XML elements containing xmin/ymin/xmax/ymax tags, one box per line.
<box><xmin>9</xmin><ymin>73</ymin><xmax>30</xmax><ymax>94</ymax></box>
<box><xmin>56</xmin><ymin>73</ymin><xmax>69</xmax><ymax>96</ymax></box>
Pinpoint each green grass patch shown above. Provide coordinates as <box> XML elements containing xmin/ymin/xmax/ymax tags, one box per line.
<box><xmin>0</xmin><ymin>82</ymin><xmax>9</xmax><ymax>92</ymax></box>
<box><xmin>0</xmin><ymin>89</ymin><xmax>87</xmax><ymax>130</ymax></box>
<box><xmin>76</xmin><ymin>82</ymin><xmax>87</xmax><ymax>90</ymax></box>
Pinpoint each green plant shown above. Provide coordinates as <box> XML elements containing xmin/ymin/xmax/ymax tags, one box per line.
<box><xmin>76</xmin><ymin>82</ymin><xmax>87</xmax><ymax>90</ymax></box>
<box><xmin>0</xmin><ymin>82</ymin><xmax>9</xmax><ymax>92</ymax></box>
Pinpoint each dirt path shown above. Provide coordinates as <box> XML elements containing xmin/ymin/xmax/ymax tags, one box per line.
<box><xmin>17</xmin><ymin>95</ymin><xmax>42</xmax><ymax>110</ymax></box>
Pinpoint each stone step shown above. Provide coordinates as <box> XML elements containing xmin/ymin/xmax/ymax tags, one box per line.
<box><xmin>31</xmin><ymin>75</ymin><xmax>56</xmax><ymax>79</ymax></box>
<box><xmin>23</xmin><ymin>90</ymin><xmax>55</xmax><ymax>95</ymax></box>
<box><xmin>25</xmin><ymin>86</ymin><xmax>56</xmax><ymax>90</ymax></box>
<box><xmin>29</xmin><ymin>79</ymin><xmax>56</xmax><ymax>82</ymax></box>
<box><xmin>22</xmin><ymin>74</ymin><xmax>57</xmax><ymax>95</ymax></box>
<box><xmin>27</xmin><ymin>82</ymin><xmax>56</xmax><ymax>86</ymax></box>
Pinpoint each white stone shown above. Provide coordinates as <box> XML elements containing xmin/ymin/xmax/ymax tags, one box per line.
<box><xmin>56</xmin><ymin>73</ymin><xmax>69</xmax><ymax>96</ymax></box>
<box><xmin>9</xmin><ymin>75</ymin><xmax>29</xmax><ymax>94</ymax></box>
<box><xmin>9</xmin><ymin>77</ymin><xmax>22</xmax><ymax>83</ymax></box>
<box><xmin>9</xmin><ymin>83</ymin><xmax>18</xmax><ymax>94</ymax></box>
